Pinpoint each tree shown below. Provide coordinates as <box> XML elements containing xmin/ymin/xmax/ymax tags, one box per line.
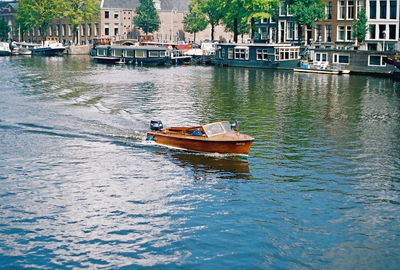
<box><xmin>133</xmin><ymin>0</ymin><xmax>160</xmax><ymax>36</ymax></box>
<box><xmin>353</xmin><ymin>8</ymin><xmax>368</xmax><ymax>45</ymax></box>
<box><xmin>222</xmin><ymin>0</ymin><xmax>278</xmax><ymax>42</ymax></box>
<box><xmin>16</xmin><ymin>0</ymin><xmax>64</xmax><ymax>40</ymax></box>
<box><xmin>0</xmin><ymin>19</ymin><xmax>9</xmax><ymax>40</ymax></box>
<box><xmin>199</xmin><ymin>0</ymin><xmax>225</xmax><ymax>41</ymax></box>
<box><xmin>288</xmin><ymin>0</ymin><xmax>325</xmax><ymax>42</ymax></box>
<box><xmin>183</xmin><ymin>4</ymin><xmax>208</xmax><ymax>43</ymax></box>
<box><xmin>63</xmin><ymin>0</ymin><xmax>99</xmax><ymax>45</ymax></box>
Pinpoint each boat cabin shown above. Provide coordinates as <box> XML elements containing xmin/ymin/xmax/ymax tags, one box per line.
<box><xmin>214</xmin><ymin>43</ymin><xmax>301</xmax><ymax>69</ymax></box>
<box><xmin>93</xmin><ymin>45</ymin><xmax>169</xmax><ymax>65</ymax></box>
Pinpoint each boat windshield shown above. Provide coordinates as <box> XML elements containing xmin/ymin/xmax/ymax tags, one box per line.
<box><xmin>202</xmin><ymin>122</ymin><xmax>230</xmax><ymax>137</ymax></box>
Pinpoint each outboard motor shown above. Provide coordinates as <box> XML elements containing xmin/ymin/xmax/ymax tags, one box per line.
<box><xmin>231</xmin><ymin>120</ymin><xmax>239</xmax><ymax>131</ymax></box>
<box><xmin>150</xmin><ymin>120</ymin><xmax>163</xmax><ymax>131</ymax></box>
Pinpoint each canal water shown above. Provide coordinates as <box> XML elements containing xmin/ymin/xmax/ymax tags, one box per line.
<box><xmin>1</xmin><ymin>56</ymin><xmax>399</xmax><ymax>269</ymax></box>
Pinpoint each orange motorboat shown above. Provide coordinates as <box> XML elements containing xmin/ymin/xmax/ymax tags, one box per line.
<box><xmin>146</xmin><ymin>121</ymin><xmax>254</xmax><ymax>155</ymax></box>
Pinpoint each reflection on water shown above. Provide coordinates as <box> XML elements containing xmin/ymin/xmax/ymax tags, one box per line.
<box><xmin>170</xmin><ymin>152</ymin><xmax>250</xmax><ymax>178</ymax></box>
<box><xmin>0</xmin><ymin>56</ymin><xmax>400</xmax><ymax>269</ymax></box>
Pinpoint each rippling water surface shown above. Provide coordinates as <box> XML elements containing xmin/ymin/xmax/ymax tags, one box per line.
<box><xmin>1</xmin><ymin>56</ymin><xmax>400</xmax><ymax>269</ymax></box>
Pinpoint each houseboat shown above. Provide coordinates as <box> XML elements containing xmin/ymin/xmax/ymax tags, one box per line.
<box><xmin>92</xmin><ymin>45</ymin><xmax>170</xmax><ymax>65</ymax></box>
<box><xmin>308</xmin><ymin>48</ymin><xmax>398</xmax><ymax>76</ymax></box>
<box><xmin>213</xmin><ymin>43</ymin><xmax>301</xmax><ymax>69</ymax></box>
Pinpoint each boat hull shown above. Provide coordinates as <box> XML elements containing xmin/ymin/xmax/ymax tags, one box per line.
<box><xmin>31</xmin><ymin>48</ymin><xmax>65</xmax><ymax>56</ymax></box>
<box><xmin>293</xmin><ymin>68</ymin><xmax>341</xmax><ymax>74</ymax></box>
<box><xmin>148</xmin><ymin>132</ymin><xmax>253</xmax><ymax>155</ymax></box>
<box><xmin>0</xmin><ymin>50</ymin><xmax>11</xmax><ymax>56</ymax></box>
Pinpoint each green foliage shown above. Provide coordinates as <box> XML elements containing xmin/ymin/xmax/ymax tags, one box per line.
<box><xmin>16</xmin><ymin>0</ymin><xmax>65</xmax><ymax>38</ymax></box>
<box><xmin>63</xmin><ymin>0</ymin><xmax>99</xmax><ymax>44</ymax></box>
<box><xmin>133</xmin><ymin>0</ymin><xmax>160</xmax><ymax>35</ymax></box>
<box><xmin>183</xmin><ymin>5</ymin><xmax>208</xmax><ymax>42</ymax></box>
<box><xmin>288</xmin><ymin>0</ymin><xmax>325</xmax><ymax>27</ymax></box>
<box><xmin>0</xmin><ymin>18</ymin><xmax>9</xmax><ymax>40</ymax></box>
<box><xmin>353</xmin><ymin>8</ymin><xmax>368</xmax><ymax>44</ymax></box>
<box><xmin>221</xmin><ymin>0</ymin><xmax>278</xmax><ymax>42</ymax></box>
<box><xmin>64</xmin><ymin>0</ymin><xmax>99</xmax><ymax>26</ymax></box>
<box><xmin>188</xmin><ymin>0</ymin><xmax>225</xmax><ymax>41</ymax></box>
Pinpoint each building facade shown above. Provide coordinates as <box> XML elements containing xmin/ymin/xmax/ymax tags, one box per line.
<box><xmin>365</xmin><ymin>0</ymin><xmax>399</xmax><ymax>51</ymax></box>
<box><xmin>254</xmin><ymin>0</ymin><xmax>400</xmax><ymax>52</ymax></box>
<box><xmin>0</xmin><ymin>1</ymin><xmax>17</xmax><ymax>41</ymax></box>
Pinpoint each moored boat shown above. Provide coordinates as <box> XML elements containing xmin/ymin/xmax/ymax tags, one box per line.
<box><xmin>146</xmin><ymin>121</ymin><xmax>254</xmax><ymax>155</ymax></box>
<box><xmin>31</xmin><ymin>40</ymin><xmax>65</xmax><ymax>56</ymax></box>
<box><xmin>92</xmin><ymin>45</ymin><xmax>170</xmax><ymax>65</ymax></box>
<box><xmin>0</xmin><ymin>42</ymin><xmax>11</xmax><ymax>56</ymax></box>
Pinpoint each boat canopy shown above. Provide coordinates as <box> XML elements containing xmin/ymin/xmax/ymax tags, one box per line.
<box><xmin>202</xmin><ymin>121</ymin><xmax>231</xmax><ymax>137</ymax></box>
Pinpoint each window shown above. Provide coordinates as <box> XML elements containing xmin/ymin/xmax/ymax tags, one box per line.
<box><xmin>389</xmin><ymin>24</ymin><xmax>396</xmax><ymax>39</ymax></box>
<box><xmin>326</xmin><ymin>2</ymin><xmax>333</xmax><ymax>19</ymax></box>
<box><xmin>338</xmin><ymin>0</ymin><xmax>346</xmax><ymax>19</ymax></box>
<box><xmin>338</xmin><ymin>26</ymin><xmax>345</xmax><ymax>40</ymax></box>
<box><xmin>346</xmin><ymin>25</ymin><xmax>352</xmax><ymax>40</ymax></box>
<box><xmin>368</xmin><ymin>55</ymin><xmax>386</xmax><ymax>66</ymax></box>
<box><xmin>87</xmin><ymin>24</ymin><xmax>91</xmax><ymax>36</ymax></box>
<box><xmin>97</xmin><ymin>48</ymin><xmax>107</xmax><ymax>56</ymax></box>
<box><xmin>357</xmin><ymin>0</ymin><xmax>363</xmax><ymax>17</ymax></box>
<box><xmin>380</xmin><ymin>0</ymin><xmax>387</xmax><ymax>18</ymax></box>
<box><xmin>135</xmin><ymin>50</ymin><xmax>146</xmax><ymax>58</ymax></box>
<box><xmin>95</xmin><ymin>24</ymin><xmax>99</xmax><ymax>36</ymax></box>
<box><xmin>370</xmin><ymin>0</ymin><xmax>377</xmax><ymax>19</ymax></box>
<box><xmin>114</xmin><ymin>23</ymin><xmax>119</xmax><ymax>35</ymax></box>
<box><xmin>347</xmin><ymin>0</ymin><xmax>354</xmax><ymax>19</ymax></box>
<box><xmin>370</xmin><ymin>24</ymin><xmax>376</xmax><ymax>39</ymax></box>
<box><xmin>126</xmin><ymin>49</ymin><xmax>134</xmax><ymax>57</ymax></box>
<box><xmin>62</xmin><ymin>24</ymin><xmax>66</xmax><ymax>36</ymax></box>
<box><xmin>256</xmin><ymin>49</ymin><xmax>269</xmax><ymax>60</ymax></box>
<box><xmin>275</xmin><ymin>47</ymin><xmax>299</xmax><ymax>61</ymax></box>
<box><xmin>105</xmin><ymin>11</ymin><xmax>109</xmax><ymax>19</ymax></box>
<box><xmin>315</xmin><ymin>53</ymin><xmax>328</xmax><ymax>62</ymax></box>
<box><xmin>379</xmin><ymin>24</ymin><xmax>386</xmax><ymax>39</ymax></box>
<box><xmin>326</xmin><ymin>25</ymin><xmax>332</xmax><ymax>42</ymax></box>
<box><xmin>112</xmin><ymin>49</ymin><xmax>122</xmax><ymax>57</ymax></box>
<box><xmin>114</xmin><ymin>12</ymin><xmax>119</xmax><ymax>19</ymax></box>
<box><xmin>228</xmin><ymin>48</ymin><xmax>234</xmax><ymax>59</ymax></box>
<box><xmin>287</xmin><ymin>22</ymin><xmax>294</xmax><ymax>40</ymax></box>
<box><xmin>316</xmin><ymin>25</ymin><xmax>322</xmax><ymax>41</ymax></box>
<box><xmin>105</xmin><ymin>23</ymin><xmax>109</xmax><ymax>36</ymax></box>
<box><xmin>160</xmin><ymin>51</ymin><xmax>166</xmax><ymax>57</ymax></box>
<box><xmin>234</xmin><ymin>47</ymin><xmax>249</xmax><ymax>60</ymax></box>
<box><xmin>148</xmin><ymin>51</ymin><xmax>160</xmax><ymax>57</ymax></box>
<box><xmin>390</xmin><ymin>0</ymin><xmax>397</xmax><ymax>19</ymax></box>
<box><xmin>49</xmin><ymin>25</ymin><xmax>53</xmax><ymax>36</ymax></box>
<box><xmin>279</xmin><ymin>1</ymin><xmax>287</xmax><ymax>15</ymax></box>
<box><xmin>333</xmin><ymin>54</ymin><xmax>350</xmax><ymax>64</ymax></box>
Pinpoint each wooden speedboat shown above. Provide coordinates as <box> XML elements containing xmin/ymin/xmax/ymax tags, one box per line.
<box><xmin>146</xmin><ymin>121</ymin><xmax>254</xmax><ymax>155</ymax></box>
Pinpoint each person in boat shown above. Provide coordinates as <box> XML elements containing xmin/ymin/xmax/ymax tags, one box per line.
<box><xmin>191</xmin><ymin>128</ymin><xmax>204</xmax><ymax>136</ymax></box>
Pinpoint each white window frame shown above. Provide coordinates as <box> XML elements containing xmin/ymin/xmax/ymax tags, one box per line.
<box><xmin>368</xmin><ymin>55</ymin><xmax>387</xmax><ymax>66</ymax></box>
<box><xmin>234</xmin><ymin>47</ymin><xmax>249</xmax><ymax>60</ymax></box>
<box><xmin>333</xmin><ymin>53</ymin><xmax>350</xmax><ymax>64</ymax></box>
<box><xmin>315</xmin><ymin>52</ymin><xmax>328</xmax><ymax>62</ymax></box>
<box><xmin>337</xmin><ymin>25</ymin><xmax>346</xmax><ymax>41</ymax></box>
<box><xmin>338</xmin><ymin>0</ymin><xmax>346</xmax><ymax>19</ymax></box>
